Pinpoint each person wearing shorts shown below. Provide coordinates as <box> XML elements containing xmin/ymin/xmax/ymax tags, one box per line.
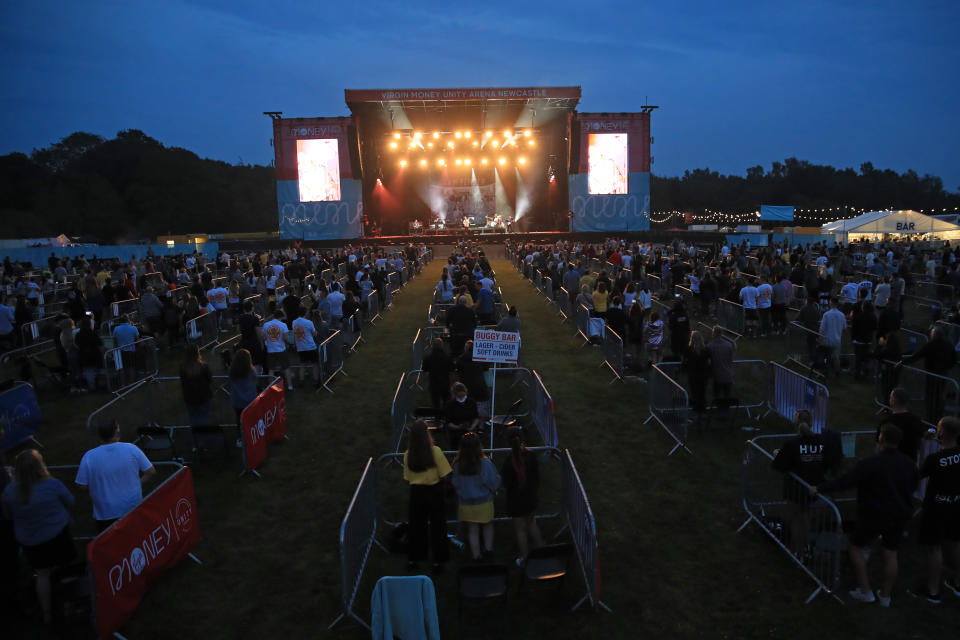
<box><xmin>813</xmin><ymin>424</ymin><xmax>918</xmax><ymax>606</ymax></box>
<box><xmin>262</xmin><ymin>309</ymin><xmax>292</xmax><ymax>391</ymax></box>
<box><xmin>912</xmin><ymin>417</ymin><xmax>960</xmax><ymax>602</ymax></box>
<box><xmin>739</xmin><ymin>282</ymin><xmax>759</xmax><ymax>338</ymax></box>
<box><xmin>292</xmin><ymin>306</ymin><xmax>320</xmax><ymax>387</ymax></box>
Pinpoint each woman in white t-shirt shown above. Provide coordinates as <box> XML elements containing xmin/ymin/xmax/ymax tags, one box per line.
<box><xmin>435</xmin><ymin>272</ymin><xmax>454</xmax><ymax>303</ymax></box>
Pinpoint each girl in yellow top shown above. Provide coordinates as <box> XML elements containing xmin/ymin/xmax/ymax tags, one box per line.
<box><xmin>592</xmin><ymin>281</ymin><xmax>609</xmax><ymax>318</ymax></box>
<box><xmin>403</xmin><ymin>421</ymin><xmax>452</xmax><ymax>572</ymax></box>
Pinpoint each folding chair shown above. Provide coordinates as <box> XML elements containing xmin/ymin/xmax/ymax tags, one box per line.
<box><xmin>135</xmin><ymin>426</ymin><xmax>178</xmax><ymax>461</ymax></box>
<box><xmin>458</xmin><ymin>563</ymin><xmax>509</xmax><ymax>638</ymax></box>
<box><xmin>518</xmin><ymin>543</ymin><xmax>573</xmax><ymax>597</ymax></box>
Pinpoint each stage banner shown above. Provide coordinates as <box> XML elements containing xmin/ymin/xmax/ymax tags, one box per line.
<box><xmin>87</xmin><ymin>467</ymin><xmax>201</xmax><ymax>639</ymax></box>
<box><xmin>429</xmin><ymin>183</ymin><xmax>495</xmax><ymax>221</ymax></box>
<box><xmin>760</xmin><ymin>205</ymin><xmax>794</xmax><ymax>221</ymax></box>
<box><xmin>569</xmin><ymin>113</ymin><xmax>651</xmax><ymax>232</ymax></box>
<box><xmin>240</xmin><ymin>381</ymin><xmax>288</xmax><ymax>472</ymax></box>
<box><xmin>272</xmin><ymin>117</ymin><xmax>363</xmax><ymax>240</ymax></box>
<box><xmin>0</xmin><ymin>382</ymin><xmax>41</xmax><ymax>453</ymax></box>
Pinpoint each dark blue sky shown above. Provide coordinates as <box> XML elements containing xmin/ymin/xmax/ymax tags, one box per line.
<box><xmin>2</xmin><ymin>1</ymin><xmax>959</xmax><ymax>191</ymax></box>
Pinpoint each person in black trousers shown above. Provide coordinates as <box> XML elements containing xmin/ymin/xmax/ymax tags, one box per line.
<box><xmin>402</xmin><ymin>421</ymin><xmax>452</xmax><ymax>572</ymax></box>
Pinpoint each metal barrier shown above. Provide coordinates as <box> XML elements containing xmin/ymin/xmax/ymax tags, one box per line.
<box><xmin>934</xmin><ymin>320</ymin><xmax>960</xmax><ymax>347</ymax></box>
<box><xmin>242</xmin><ymin>293</ymin><xmax>267</xmax><ymax>319</ymax></box>
<box><xmin>601</xmin><ymin>326</ymin><xmax>624</xmax><ymax>382</ymax></box>
<box><xmin>646</xmin><ymin>274</ymin><xmax>663</xmax><ymax>294</ymax></box>
<box><xmin>557</xmin><ymin>287</ymin><xmax>572</xmax><ymax>321</ymax></box>
<box><xmin>389</xmin><ymin>369</ymin><xmax>420</xmax><ymax>453</ymax></box>
<box><xmin>785</xmin><ymin>321</ymin><xmax>824</xmax><ymax>371</ymax></box>
<box><xmin>103</xmin><ymin>337</ymin><xmax>159</xmax><ymax>393</ymax></box>
<box><xmin>529</xmin><ymin>370</ymin><xmax>559</xmax><ymax>448</ymax></box>
<box><xmin>339</xmin><ymin>314</ymin><xmax>362</xmax><ymax>353</ymax></box>
<box><xmin>427</xmin><ymin>303</ymin><xmax>453</xmax><ymax>324</ymax></box>
<box><xmin>320</xmin><ymin>268</ymin><xmax>334</xmax><ymax>284</ymax></box>
<box><xmin>738</xmin><ymin>438</ymin><xmax>845</xmax><ymax>604</ymax></box>
<box><xmin>560</xmin><ymin>449</ymin><xmax>611</xmax><ymax>612</ymax></box>
<box><xmin>319</xmin><ymin>330</ymin><xmax>346</xmax><ymax>393</ymax></box>
<box><xmin>766</xmin><ymin>362</ymin><xmax>830</xmax><ymax>432</ymax></box>
<box><xmin>185</xmin><ymin>312</ymin><xmax>219</xmax><ymax>350</ymax></box>
<box><xmin>717</xmin><ymin>298</ymin><xmax>745</xmax><ymax>336</ymax></box>
<box><xmin>575</xmin><ymin>304</ymin><xmax>592</xmax><ymax>345</ymax></box>
<box><xmin>874</xmin><ymin>360</ymin><xmax>959</xmax><ymax>426</ymax></box>
<box><xmin>364</xmin><ymin>290</ymin><xmax>380</xmax><ymax>324</ymax></box>
<box><xmin>644</xmin><ymin>364</ymin><xmax>691</xmax><ymax>455</ymax></box>
<box><xmin>20</xmin><ymin>315</ymin><xmax>63</xmax><ymax>346</ymax></box>
<box><xmin>383</xmin><ymin>281</ymin><xmax>394</xmax><ymax>310</ymax></box>
<box><xmin>411</xmin><ymin>326</ymin><xmax>447</xmax><ymax>371</ymax></box>
<box><xmin>329</xmin><ymin>457</ymin><xmax>381</xmax><ymax>631</ymax></box>
<box><xmin>901</xmin><ymin>295</ymin><xmax>941</xmax><ymax>331</ymax></box>
<box><xmin>657</xmin><ymin>359</ymin><xmax>768</xmax><ymax>417</ymax></box>
<box><xmin>110</xmin><ymin>297</ymin><xmax>141</xmax><ymax>322</ymax></box>
<box><xmin>897</xmin><ymin>327</ymin><xmax>928</xmax><ymax>354</ymax></box>
<box><xmin>915</xmin><ymin>280</ymin><xmax>954</xmax><ymax>303</ymax></box>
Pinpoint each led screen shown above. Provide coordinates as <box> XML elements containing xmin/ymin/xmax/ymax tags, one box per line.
<box><xmin>588</xmin><ymin>133</ymin><xmax>628</xmax><ymax>195</ymax></box>
<box><xmin>297</xmin><ymin>138</ymin><xmax>341</xmax><ymax>202</ymax></box>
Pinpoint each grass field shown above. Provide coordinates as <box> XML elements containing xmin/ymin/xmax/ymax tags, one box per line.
<box><xmin>10</xmin><ymin>248</ymin><xmax>957</xmax><ymax>639</ymax></box>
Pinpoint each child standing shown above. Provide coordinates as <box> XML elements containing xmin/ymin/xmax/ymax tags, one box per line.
<box><xmin>451</xmin><ymin>432</ymin><xmax>501</xmax><ymax>561</ymax></box>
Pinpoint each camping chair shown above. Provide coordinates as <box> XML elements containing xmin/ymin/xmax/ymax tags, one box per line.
<box><xmin>518</xmin><ymin>543</ymin><xmax>573</xmax><ymax>598</ymax></box>
<box><xmin>458</xmin><ymin>564</ymin><xmax>509</xmax><ymax>638</ymax></box>
<box><xmin>135</xmin><ymin>425</ymin><xmax>178</xmax><ymax>461</ymax></box>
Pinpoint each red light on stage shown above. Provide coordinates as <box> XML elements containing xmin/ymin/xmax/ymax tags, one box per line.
<box><xmin>550</xmin><ymin>174</ymin><xmax>556</xmax><ymax>183</ymax></box>
<box><xmin>376</xmin><ymin>178</ymin><xmax>382</xmax><ymax>185</ymax></box>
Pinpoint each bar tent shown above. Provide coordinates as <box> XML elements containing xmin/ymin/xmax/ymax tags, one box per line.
<box><xmin>820</xmin><ymin>209</ymin><xmax>960</xmax><ymax>244</ymax></box>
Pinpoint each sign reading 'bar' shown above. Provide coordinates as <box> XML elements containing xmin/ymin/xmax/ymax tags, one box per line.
<box><xmin>471</xmin><ymin>329</ymin><xmax>520</xmax><ymax>364</ymax></box>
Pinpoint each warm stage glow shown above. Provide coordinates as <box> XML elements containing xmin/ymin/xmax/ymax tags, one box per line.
<box><xmin>498</xmin><ymin>157</ymin><xmax>506</xmax><ymax>165</ymax></box>
<box><xmin>455</xmin><ymin>131</ymin><xmax>462</xmax><ymax>139</ymax></box>
<box><xmin>389</xmin><ymin>141</ymin><xmax>397</xmax><ymax>149</ymax></box>
<box><xmin>503</xmin><ymin>130</ymin><xmax>511</xmax><ymax>137</ymax></box>
<box><xmin>427</xmin><ymin>142</ymin><xmax>434</xmax><ymax>148</ymax></box>
<box><xmin>455</xmin><ymin>158</ymin><xmax>462</xmax><ymax>165</ymax></box>
<box><xmin>419</xmin><ymin>159</ymin><xmax>427</xmax><ymax>167</ymax></box>
<box><xmin>528</xmin><ymin>140</ymin><xmax>535</xmax><ymax>146</ymax></box>
<box><xmin>399</xmin><ymin>159</ymin><xmax>407</xmax><ymax>167</ymax></box>
<box><xmin>490</xmin><ymin>140</ymin><xmax>499</xmax><ymax>149</ymax></box>
<box><xmin>485</xmin><ymin>130</ymin><xmax>492</xmax><ymax>137</ymax></box>
<box><xmin>518</xmin><ymin>157</ymin><xmax>526</xmax><ymax>165</ymax></box>
<box><xmin>437</xmin><ymin>158</ymin><xmax>445</xmax><ymax>166</ymax></box>
<box><xmin>481</xmin><ymin>158</ymin><xmax>488</xmax><ymax>165</ymax></box>
<box><xmin>524</xmin><ymin>130</ymin><xmax>531</xmax><ymax>137</ymax></box>
<box><xmin>393</xmin><ymin>132</ymin><xmax>401</xmax><ymax>140</ymax></box>
<box><xmin>464</xmin><ymin>131</ymin><xmax>471</xmax><ymax>138</ymax></box>
<box><xmin>464</xmin><ymin>158</ymin><xmax>471</xmax><ymax>166</ymax></box>
<box><xmin>414</xmin><ymin>131</ymin><xmax>422</xmax><ymax>140</ymax></box>
<box><xmin>472</xmin><ymin>141</ymin><xmax>479</xmax><ymax>147</ymax></box>
<box><xmin>447</xmin><ymin>141</ymin><xmax>455</xmax><ymax>149</ymax></box>
<box><xmin>433</xmin><ymin>131</ymin><xmax>440</xmax><ymax>139</ymax></box>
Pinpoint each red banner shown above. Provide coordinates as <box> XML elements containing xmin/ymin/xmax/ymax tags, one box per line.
<box><xmin>240</xmin><ymin>381</ymin><xmax>287</xmax><ymax>472</ymax></box>
<box><xmin>86</xmin><ymin>467</ymin><xmax>201</xmax><ymax>639</ymax></box>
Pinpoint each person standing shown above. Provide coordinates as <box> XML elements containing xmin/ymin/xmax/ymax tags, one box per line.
<box><xmin>75</xmin><ymin>422</ymin><xmax>156</xmax><ymax>531</ymax></box>
<box><xmin>262</xmin><ymin>309</ymin><xmax>293</xmax><ymax>390</ymax></box>
<box><xmin>739</xmin><ymin>280</ymin><xmax>759</xmax><ymax>338</ymax></box>
<box><xmin>422</xmin><ymin>338</ymin><xmax>454</xmax><ymax>409</ymax></box>
<box><xmin>812</xmin><ymin>424</ymin><xmax>918</xmax><ymax>607</ymax></box>
<box><xmin>911</xmin><ymin>417</ymin><xmax>960</xmax><ymax>603</ymax></box>
<box><xmin>179</xmin><ymin>343</ymin><xmax>213</xmax><ymax>429</ymax></box>
<box><xmin>819</xmin><ymin>297</ymin><xmax>846</xmax><ymax>377</ymax></box>
<box><xmin>291</xmin><ymin>306</ymin><xmax>320</xmax><ymax>387</ymax></box>
<box><xmin>451</xmin><ymin>432</ymin><xmax>501</xmax><ymax>562</ymax></box>
<box><xmin>403</xmin><ymin>421</ymin><xmax>452</xmax><ymax>573</ymax></box>
<box><xmin>2</xmin><ymin>450</ymin><xmax>76</xmax><ymax>624</ymax></box>
<box><xmin>706</xmin><ymin>325</ymin><xmax>735</xmax><ymax>400</ymax></box>
<box><xmin>500</xmin><ymin>428</ymin><xmax>542</xmax><ymax>565</ymax></box>
<box><xmin>682</xmin><ymin>331</ymin><xmax>712</xmax><ymax>422</ymax></box>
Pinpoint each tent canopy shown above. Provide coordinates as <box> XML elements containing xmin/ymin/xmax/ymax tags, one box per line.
<box><xmin>821</xmin><ymin>210</ymin><xmax>960</xmax><ymax>234</ymax></box>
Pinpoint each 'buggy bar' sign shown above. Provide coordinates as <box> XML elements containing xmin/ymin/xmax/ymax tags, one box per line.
<box><xmin>472</xmin><ymin>330</ymin><xmax>520</xmax><ymax>364</ymax></box>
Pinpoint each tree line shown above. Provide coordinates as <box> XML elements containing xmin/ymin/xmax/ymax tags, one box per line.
<box><xmin>1</xmin><ymin>131</ymin><xmax>958</xmax><ymax>241</ymax></box>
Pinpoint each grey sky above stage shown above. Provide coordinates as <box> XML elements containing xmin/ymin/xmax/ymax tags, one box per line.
<box><xmin>1</xmin><ymin>1</ymin><xmax>958</xmax><ymax>191</ymax></box>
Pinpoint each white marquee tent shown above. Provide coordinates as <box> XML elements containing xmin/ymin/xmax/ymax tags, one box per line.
<box><xmin>821</xmin><ymin>210</ymin><xmax>960</xmax><ymax>243</ymax></box>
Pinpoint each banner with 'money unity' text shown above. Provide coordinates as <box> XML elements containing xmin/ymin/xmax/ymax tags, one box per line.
<box><xmin>241</xmin><ymin>381</ymin><xmax>288</xmax><ymax>472</ymax></box>
<box><xmin>86</xmin><ymin>467</ymin><xmax>201</xmax><ymax>639</ymax></box>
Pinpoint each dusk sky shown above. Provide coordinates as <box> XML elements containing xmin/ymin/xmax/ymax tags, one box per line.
<box><xmin>2</xmin><ymin>1</ymin><xmax>959</xmax><ymax>193</ymax></box>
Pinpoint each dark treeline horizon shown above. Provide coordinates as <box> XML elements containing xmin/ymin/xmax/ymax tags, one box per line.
<box><xmin>1</xmin><ymin>130</ymin><xmax>958</xmax><ymax>241</ymax></box>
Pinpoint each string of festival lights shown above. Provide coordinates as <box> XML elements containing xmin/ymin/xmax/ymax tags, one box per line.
<box><xmin>648</xmin><ymin>205</ymin><xmax>960</xmax><ymax>225</ymax></box>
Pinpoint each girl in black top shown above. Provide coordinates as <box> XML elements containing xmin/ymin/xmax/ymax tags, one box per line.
<box><xmin>500</xmin><ymin>428</ymin><xmax>542</xmax><ymax>563</ymax></box>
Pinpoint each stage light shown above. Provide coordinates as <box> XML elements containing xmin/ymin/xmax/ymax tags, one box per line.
<box><xmin>472</xmin><ymin>140</ymin><xmax>478</xmax><ymax>147</ymax></box>
<box><xmin>464</xmin><ymin>158</ymin><xmax>471</xmax><ymax>166</ymax></box>
<box><xmin>485</xmin><ymin>130</ymin><xmax>492</xmax><ymax>137</ymax></box>
<box><xmin>464</xmin><ymin>131</ymin><xmax>471</xmax><ymax>138</ymax></box>
<box><xmin>389</xmin><ymin>141</ymin><xmax>398</xmax><ymax>149</ymax></box>
<box><xmin>455</xmin><ymin>158</ymin><xmax>462</xmax><ymax>165</ymax></box>
<box><xmin>409</xmin><ymin>142</ymin><xmax>416</xmax><ymax>149</ymax></box>
<box><xmin>528</xmin><ymin>139</ymin><xmax>535</xmax><ymax>147</ymax></box>
<box><xmin>433</xmin><ymin>131</ymin><xmax>440</xmax><ymax>139</ymax></box>
<box><xmin>399</xmin><ymin>159</ymin><xmax>407</xmax><ymax>167</ymax></box>
<box><xmin>455</xmin><ymin>131</ymin><xmax>462</xmax><ymax>139</ymax></box>
<box><xmin>427</xmin><ymin>142</ymin><xmax>434</xmax><ymax>148</ymax></box>
<box><xmin>413</xmin><ymin>131</ymin><xmax>422</xmax><ymax>140</ymax></box>
<box><xmin>518</xmin><ymin>157</ymin><xmax>526</xmax><ymax>165</ymax></box>
<box><xmin>419</xmin><ymin>159</ymin><xmax>427</xmax><ymax>167</ymax></box>
<box><xmin>448</xmin><ymin>141</ymin><xmax>455</xmax><ymax>149</ymax></box>
<box><xmin>498</xmin><ymin>157</ymin><xmax>506</xmax><ymax>165</ymax></box>
<box><xmin>481</xmin><ymin>158</ymin><xmax>488</xmax><ymax>165</ymax></box>
<box><xmin>503</xmin><ymin>130</ymin><xmax>511</xmax><ymax>138</ymax></box>
<box><xmin>376</xmin><ymin>177</ymin><xmax>382</xmax><ymax>185</ymax></box>
<box><xmin>524</xmin><ymin>129</ymin><xmax>531</xmax><ymax>137</ymax></box>
<box><xmin>437</xmin><ymin>158</ymin><xmax>445</xmax><ymax>166</ymax></box>
<box><xmin>490</xmin><ymin>140</ymin><xmax>499</xmax><ymax>149</ymax></box>
<box><xmin>393</xmin><ymin>132</ymin><xmax>401</xmax><ymax>140</ymax></box>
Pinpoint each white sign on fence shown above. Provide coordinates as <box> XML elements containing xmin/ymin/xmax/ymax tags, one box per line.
<box><xmin>472</xmin><ymin>329</ymin><xmax>520</xmax><ymax>364</ymax></box>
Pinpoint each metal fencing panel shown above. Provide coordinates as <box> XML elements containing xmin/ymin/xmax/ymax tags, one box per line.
<box><xmin>339</xmin><ymin>315</ymin><xmax>362</xmax><ymax>353</ymax></box>
<box><xmin>601</xmin><ymin>327</ymin><xmax>624</xmax><ymax>382</ymax></box>
<box><xmin>329</xmin><ymin>457</ymin><xmax>379</xmax><ymax>631</ymax></box>
<box><xmin>767</xmin><ymin>362</ymin><xmax>830</xmax><ymax>433</ymax></box>
<box><xmin>110</xmin><ymin>298</ymin><xmax>141</xmax><ymax>322</ymax></box>
<box><xmin>874</xmin><ymin>360</ymin><xmax>959</xmax><ymax>426</ymax></box>
<box><xmin>364</xmin><ymin>291</ymin><xmax>380</xmax><ymax>324</ymax></box>
<box><xmin>644</xmin><ymin>364</ymin><xmax>691</xmax><ymax>455</ymax></box>
<box><xmin>20</xmin><ymin>315</ymin><xmax>62</xmax><ymax>346</ymax></box>
<box><xmin>716</xmin><ymin>298</ymin><xmax>745</xmax><ymax>336</ymax></box>
<box><xmin>557</xmin><ymin>287</ymin><xmax>572</xmax><ymax>321</ymax></box>
<box><xmin>561</xmin><ymin>449</ymin><xmax>610</xmax><ymax>612</ymax></box>
<box><xmin>103</xmin><ymin>337</ymin><xmax>159</xmax><ymax>394</ymax></box>
<box><xmin>185</xmin><ymin>312</ymin><xmax>219</xmax><ymax>350</ymax></box>
<box><xmin>901</xmin><ymin>295</ymin><xmax>941</xmax><ymax>331</ymax></box>
<box><xmin>319</xmin><ymin>330</ymin><xmax>345</xmax><ymax>392</ymax></box>
<box><xmin>657</xmin><ymin>359</ymin><xmax>767</xmax><ymax>417</ymax></box>
<box><xmin>528</xmin><ymin>370</ymin><xmax>559</xmax><ymax>448</ymax></box>
<box><xmin>389</xmin><ymin>370</ymin><xmax>420</xmax><ymax>453</ymax></box>
<box><xmin>576</xmin><ymin>304</ymin><xmax>591</xmax><ymax>344</ymax></box>
<box><xmin>785</xmin><ymin>321</ymin><xmax>824</xmax><ymax>370</ymax></box>
<box><xmin>738</xmin><ymin>439</ymin><xmax>844</xmax><ymax>604</ymax></box>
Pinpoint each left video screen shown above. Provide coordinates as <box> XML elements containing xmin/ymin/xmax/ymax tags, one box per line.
<box><xmin>297</xmin><ymin>138</ymin><xmax>341</xmax><ymax>202</ymax></box>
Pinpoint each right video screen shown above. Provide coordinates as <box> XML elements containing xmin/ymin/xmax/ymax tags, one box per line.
<box><xmin>587</xmin><ymin>133</ymin><xmax>628</xmax><ymax>195</ymax></box>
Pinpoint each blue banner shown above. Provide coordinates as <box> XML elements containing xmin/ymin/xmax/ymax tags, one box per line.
<box><xmin>568</xmin><ymin>173</ymin><xmax>650</xmax><ymax>232</ymax></box>
<box><xmin>277</xmin><ymin>179</ymin><xmax>364</xmax><ymax>240</ymax></box>
<box><xmin>0</xmin><ymin>243</ymin><xmax>219</xmax><ymax>269</ymax></box>
<box><xmin>760</xmin><ymin>205</ymin><xmax>794</xmax><ymax>221</ymax></box>
<box><xmin>0</xmin><ymin>383</ymin><xmax>42</xmax><ymax>453</ymax></box>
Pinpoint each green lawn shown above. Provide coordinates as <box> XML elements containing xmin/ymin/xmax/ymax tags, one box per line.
<box><xmin>12</xmin><ymin>249</ymin><xmax>957</xmax><ymax>639</ymax></box>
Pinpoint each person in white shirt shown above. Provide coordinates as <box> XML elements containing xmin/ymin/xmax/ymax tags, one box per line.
<box><xmin>262</xmin><ymin>310</ymin><xmax>293</xmax><ymax>390</ymax></box>
<box><xmin>756</xmin><ymin>277</ymin><xmax>773</xmax><ymax>337</ymax></box>
<box><xmin>818</xmin><ymin>297</ymin><xmax>846</xmax><ymax>376</ymax></box>
<box><xmin>839</xmin><ymin>281</ymin><xmax>860</xmax><ymax>307</ymax></box>
<box><xmin>739</xmin><ymin>282</ymin><xmax>759</xmax><ymax>337</ymax></box>
<box><xmin>291</xmin><ymin>306</ymin><xmax>320</xmax><ymax>386</ymax></box>
<box><xmin>327</xmin><ymin>283</ymin><xmax>346</xmax><ymax>325</ymax></box>
<box><xmin>206</xmin><ymin>285</ymin><xmax>230</xmax><ymax>331</ymax></box>
<box><xmin>75</xmin><ymin>421</ymin><xmax>156</xmax><ymax>531</ymax></box>
<box><xmin>873</xmin><ymin>277</ymin><xmax>891</xmax><ymax>309</ymax></box>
